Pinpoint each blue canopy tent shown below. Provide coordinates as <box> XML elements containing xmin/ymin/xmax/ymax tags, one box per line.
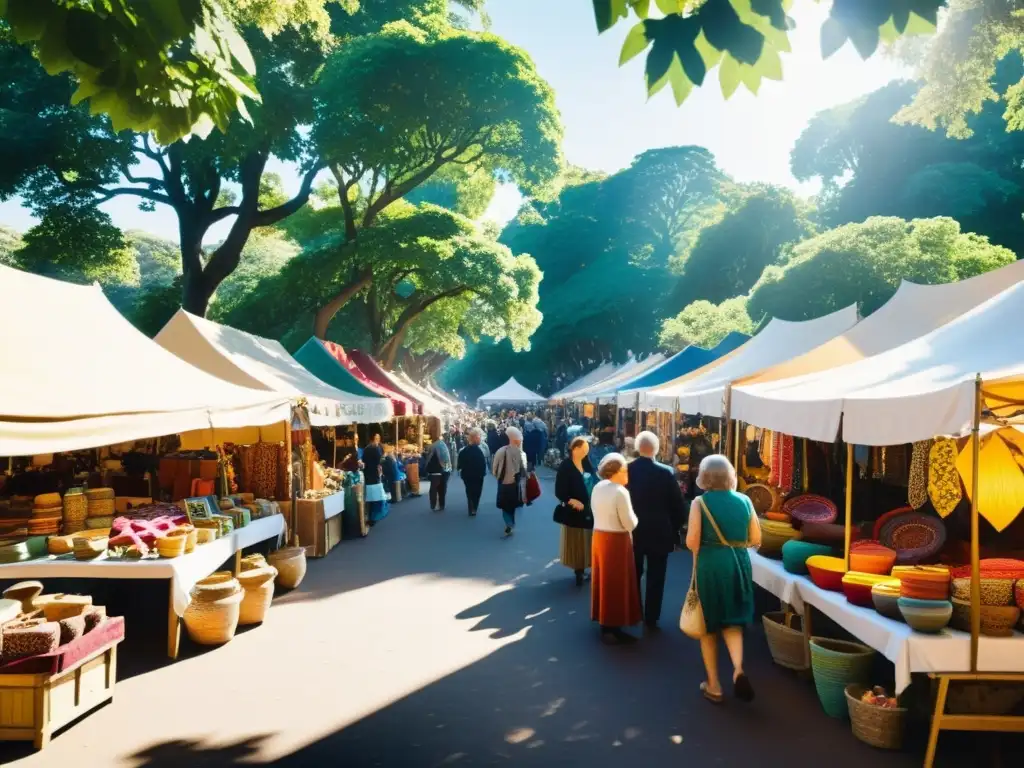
<box><xmin>615</xmin><ymin>332</ymin><xmax>750</xmax><ymax>407</ymax></box>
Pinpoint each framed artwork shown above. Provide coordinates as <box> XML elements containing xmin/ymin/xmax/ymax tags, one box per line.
<box><xmin>184</xmin><ymin>496</ymin><xmax>217</xmax><ymax>522</ymax></box>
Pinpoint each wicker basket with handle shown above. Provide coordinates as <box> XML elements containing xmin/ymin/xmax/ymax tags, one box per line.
<box><xmin>762</xmin><ymin>611</ymin><xmax>809</xmax><ymax>671</ymax></box>
<box><xmin>845</xmin><ymin>685</ymin><xmax>906</xmax><ymax>749</ymax></box>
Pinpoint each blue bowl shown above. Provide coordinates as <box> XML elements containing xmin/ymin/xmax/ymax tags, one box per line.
<box><xmin>898</xmin><ymin>597</ymin><xmax>952</xmax><ymax>633</ymax></box>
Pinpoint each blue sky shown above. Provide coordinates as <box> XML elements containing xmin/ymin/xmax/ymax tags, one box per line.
<box><xmin>0</xmin><ymin>0</ymin><xmax>906</xmax><ymax>242</ymax></box>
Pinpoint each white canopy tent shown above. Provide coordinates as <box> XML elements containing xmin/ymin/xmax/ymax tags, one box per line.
<box><xmin>156</xmin><ymin>310</ymin><xmax>392</xmax><ymax>426</ymax></box>
<box><xmin>738</xmin><ymin>260</ymin><xmax>1024</xmax><ymax>389</ymax></box>
<box><xmin>730</xmin><ymin>278</ymin><xmax>1024</xmax><ymax>446</ymax></box>
<box><xmin>393</xmin><ymin>371</ymin><xmax>451</xmax><ymax>416</ymax></box>
<box><xmin>477</xmin><ymin>377</ymin><xmax>547</xmax><ymax>406</ymax></box>
<box><xmin>572</xmin><ymin>354</ymin><xmax>667</xmax><ymax>404</ymax></box>
<box><xmin>644</xmin><ymin>306</ymin><xmax>859</xmax><ymax>414</ymax></box>
<box><xmin>0</xmin><ymin>266</ymin><xmax>291</xmax><ymax>456</ymax></box>
<box><xmin>550</xmin><ymin>361</ymin><xmax>618</xmax><ymax>401</ymax></box>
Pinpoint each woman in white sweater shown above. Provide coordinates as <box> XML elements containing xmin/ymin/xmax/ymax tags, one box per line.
<box><xmin>590</xmin><ymin>453</ymin><xmax>642</xmax><ymax>644</ymax></box>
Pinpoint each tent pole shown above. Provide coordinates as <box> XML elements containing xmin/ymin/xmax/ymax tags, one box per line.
<box><xmin>672</xmin><ymin>398</ymin><xmax>679</xmax><ymax>464</ymax></box>
<box><xmin>970</xmin><ymin>374</ymin><xmax>982</xmax><ymax>673</ymax></box>
<box><xmin>634</xmin><ymin>392</ymin><xmax>641</xmax><ymax>438</ymax></box>
<box><xmin>286</xmin><ymin>416</ymin><xmax>297</xmax><ymax>548</ymax></box>
<box><xmin>802</xmin><ymin>438</ymin><xmax>809</xmax><ymax>493</ymax></box>
<box><xmin>595</xmin><ymin>397</ymin><xmax>600</xmax><ymax>438</ymax></box>
<box><xmin>723</xmin><ymin>387</ymin><xmax>733</xmax><ymax>460</ymax></box>
<box><xmin>844</xmin><ymin>444</ymin><xmax>853</xmax><ymax>571</ymax></box>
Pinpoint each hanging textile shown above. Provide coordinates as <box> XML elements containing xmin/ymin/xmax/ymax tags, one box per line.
<box><xmin>276</xmin><ymin>442</ymin><xmax>289</xmax><ymax>501</ymax></box>
<box><xmin>769</xmin><ymin>431</ymin><xmax>782</xmax><ymax>486</ymax></box>
<box><xmin>248</xmin><ymin>442</ymin><xmax>280</xmax><ymax>500</ymax></box>
<box><xmin>770</xmin><ymin>433</ymin><xmax>794</xmax><ymax>490</ymax></box>
<box><xmin>908</xmin><ymin>440</ymin><xmax>933</xmax><ymax>509</ymax></box>
<box><xmin>791</xmin><ymin>438</ymin><xmax>804</xmax><ymax>494</ymax></box>
<box><xmin>928</xmin><ymin>438</ymin><xmax>962</xmax><ymax>518</ymax></box>
<box><xmin>955</xmin><ymin>430</ymin><xmax>1024</xmax><ymax>533</ymax></box>
<box><xmin>760</xmin><ymin>429</ymin><xmax>774</xmax><ymax>468</ymax></box>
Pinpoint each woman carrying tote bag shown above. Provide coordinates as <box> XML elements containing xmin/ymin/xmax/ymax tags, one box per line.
<box><xmin>493</xmin><ymin>426</ymin><xmax>526</xmax><ymax>538</ymax></box>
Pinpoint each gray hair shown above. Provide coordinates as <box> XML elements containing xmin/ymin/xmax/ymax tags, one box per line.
<box><xmin>635</xmin><ymin>430</ymin><xmax>659</xmax><ymax>458</ymax></box>
<box><xmin>505</xmin><ymin>426</ymin><xmax>523</xmax><ymax>442</ymax></box>
<box><xmin>469</xmin><ymin>427</ymin><xmax>484</xmax><ymax>443</ymax></box>
<box><xmin>696</xmin><ymin>453</ymin><xmax>737</xmax><ymax>491</ymax></box>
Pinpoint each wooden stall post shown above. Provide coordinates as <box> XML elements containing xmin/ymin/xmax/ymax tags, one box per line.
<box><xmin>733</xmin><ymin>421</ymin><xmax>742</xmax><ymax>469</ymax></box>
<box><xmin>634</xmin><ymin>392</ymin><xmax>641</xmax><ymax>438</ymax></box>
<box><xmin>672</xmin><ymin>399</ymin><xmax>679</xmax><ymax>461</ymax></box>
<box><xmin>844</xmin><ymin>444</ymin><xmax>854</xmax><ymax>571</ymax></box>
<box><xmin>969</xmin><ymin>374</ymin><xmax>982</xmax><ymax>672</ymax></box>
<box><xmin>723</xmin><ymin>385</ymin><xmax>733</xmax><ymax>459</ymax></box>
<box><xmin>802</xmin><ymin>439</ymin><xmax>809</xmax><ymax>493</ymax></box>
<box><xmin>286</xmin><ymin>418</ymin><xmax>298</xmax><ymax>548</ymax></box>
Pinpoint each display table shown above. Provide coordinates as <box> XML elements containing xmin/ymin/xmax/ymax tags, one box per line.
<box><xmin>750</xmin><ymin>551</ymin><xmax>1024</xmax><ymax>694</ymax></box>
<box><xmin>0</xmin><ymin>515</ymin><xmax>285</xmax><ymax>659</ymax></box>
<box><xmin>296</xmin><ymin>492</ymin><xmax>344</xmax><ymax>558</ymax></box>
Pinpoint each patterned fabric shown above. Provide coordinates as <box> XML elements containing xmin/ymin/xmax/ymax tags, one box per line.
<box><xmin>770</xmin><ymin>434</ymin><xmax>795</xmax><ymax>491</ymax></box>
<box><xmin>249</xmin><ymin>442</ymin><xmax>280</xmax><ymax>500</ymax></box>
<box><xmin>759</xmin><ymin>429</ymin><xmax>774</xmax><ymax>468</ymax></box>
<box><xmin>928</xmin><ymin>438</ymin><xmax>962</xmax><ymax>518</ymax></box>
<box><xmin>908</xmin><ymin>440</ymin><xmax>933</xmax><ymax>509</ymax></box>
<box><xmin>769</xmin><ymin>431</ymin><xmax>782</xmax><ymax>486</ymax></box>
<box><xmin>791</xmin><ymin>439</ymin><xmax>804</xmax><ymax>494</ymax></box>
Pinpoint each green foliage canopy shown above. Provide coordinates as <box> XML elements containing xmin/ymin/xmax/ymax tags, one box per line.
<box><xmin>658</xmin><ymin>296</ymin><xmax>753</xmax><ymax>353</ymax></box>
<box><xmin>748</xmin><ymin>215</ymin><xmax>1016</xmax><ymax>321</ymax></box>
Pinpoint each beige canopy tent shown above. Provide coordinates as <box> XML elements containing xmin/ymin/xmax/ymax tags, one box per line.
<box><xmin>550</xmin><ymin>361</ymin><xmax>619</xmax><ymax>401</ymax></box>
<box><xmin>643</xmin><ymin>306</ymin><xmax>859</xmax><ymax>414</ymax></box>
<box><xmin>572</xmin><ymin>354</ymin><xmax>668</xmax><ymax>404</ymax></box>
<box><xmin>156</xmin><ymin>310</ymin><xmax>392</xmax><ymax>426</ymax></box>
<box><xmin>0</xmin><ymin>266</ymin><xmax>292</xmax><ymax>456</ymax></box>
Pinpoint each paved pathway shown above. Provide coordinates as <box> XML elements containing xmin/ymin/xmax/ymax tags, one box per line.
<box><xmin>1</xmin><ymin>471</ymin><xmax>996</xmax><ymax>766</ymax></box>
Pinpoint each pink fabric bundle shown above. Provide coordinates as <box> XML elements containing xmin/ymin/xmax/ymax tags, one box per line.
<box><xmin>108</xmin><ymin>514</ymin><xmax>188</xmax><ymax>555</ymax></box>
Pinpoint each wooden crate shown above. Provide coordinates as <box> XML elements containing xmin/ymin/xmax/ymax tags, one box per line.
<box><xmin>0</xmin><ymin>640</ymin><xmax>121</xmax><ymax>749</ymax></box>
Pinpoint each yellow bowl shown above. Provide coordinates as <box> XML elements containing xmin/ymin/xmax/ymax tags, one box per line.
<box><xmin>842</xmin><ymin>572</ymin><xmax>893</xmax><ymax>587</ymax></box>
<box><xmin>871</xmin><ymin>578</ymin><xmax>902</xmax><ymax>597</ymax></box>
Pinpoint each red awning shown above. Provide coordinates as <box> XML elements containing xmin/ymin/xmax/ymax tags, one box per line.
<box><xmin>347</xmin><ymin>350</ymin><xmax>427</xmax><ymax>415</ymax></box>
<box><xmin>320</xmin><ymin>341</ymin><xmax>419</xmax><ymax>416</ymax></box>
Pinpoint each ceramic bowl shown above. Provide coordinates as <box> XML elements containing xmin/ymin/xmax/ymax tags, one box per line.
<box><xmin>872</xmin><ymin>580</ymin><xmax>904</xmax><ymax>621</ymax></box>
<box><xmin>842</xmin><ymin>572</ymin><xmax>893</xmax><ymax>607</ymax></box>
<box><xmin>782</xmin><ymin>540</ymin><xmax>833</xmax><ymax>575</ymax></box>
<box><xmin>806</xmin><ymin>555</ymin><xmax>847</xmax><ymax>592</ymax></box>
<box><xmin>850</xmin><ymin>544</ymin><xmax>897</xmax><ymax>575</ymax></box>
<box><xmin>898</xmin><ymin>597</ymin><xmax>952</xmax><ymax>633</ymax></box>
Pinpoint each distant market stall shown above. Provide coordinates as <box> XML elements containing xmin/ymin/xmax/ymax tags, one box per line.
<box><xmin>477</xmin><ymin>377</ymin><xmax>547</xmax><ymax>408</ymax></box>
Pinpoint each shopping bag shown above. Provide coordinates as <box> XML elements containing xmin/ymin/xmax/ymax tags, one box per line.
<box><xmin>679</xmin><ymin>554</ymin><xmax>706</xmax><ymax>638</ymax></box>
<box><xmin>525</xmin><ymin>472</ymin><xmax>541</xmax><ymax>503</ymax></box>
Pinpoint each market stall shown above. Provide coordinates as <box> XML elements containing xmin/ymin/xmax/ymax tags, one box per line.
<box><xmin>477</xmin><ymin>378</ymin><xmax>547</xmax><ymax>409</ymax></box>
<box><xmin>727</xmin><ymin>274</ymin><xmax>1024</xmax><ymax>764</ymax></box>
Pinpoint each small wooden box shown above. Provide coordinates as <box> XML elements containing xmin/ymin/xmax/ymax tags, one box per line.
<box><xmin>296</xmin><ymin>495</ymin><xmax>343</xmax><ymax>558</ymax></box>
<box><xmin>0</xmin><ymin>640</ymin><xmax>121</xmax><ymax>749</ymax></box>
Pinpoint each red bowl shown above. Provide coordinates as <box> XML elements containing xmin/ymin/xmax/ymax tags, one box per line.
<box><xmin>842</xmin><ymin>580</ymin><xmax>875</xmax><ymax>606</ymax></box>
<box><xmin>900</xmin><ymin>579</ymin><xmax>950</xmax><ymax>601</ymax></box>
<box><xmin>807</xmin><ymin>559</ymin><xmax>846</xmax><ymax>592</ymax></box>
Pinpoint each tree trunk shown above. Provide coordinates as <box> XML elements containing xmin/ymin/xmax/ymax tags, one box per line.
<box><xmin>313</xmin><ymin>271</ymin><xmax>372</xmax><ymax>339</ymax></box>
<box><xmin>179</xmin><ymin>217</ymin><xmax>213</xmax><ymax>316</ymax></box>
<box><xmin>181</xmin><ymin>268</ymin><xmax>216</xmax><ymax>317</ymax></box>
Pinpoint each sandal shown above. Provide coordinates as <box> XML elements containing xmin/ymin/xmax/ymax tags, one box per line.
<box><xmin>700</xmin><ymin>682</ymin><xmax>723</xmax><ymax>704</ymax></box>
<box><xmin>733</xmin><ymin>673</ymin><xmax>755</xmax><ymax>703</ymax></box>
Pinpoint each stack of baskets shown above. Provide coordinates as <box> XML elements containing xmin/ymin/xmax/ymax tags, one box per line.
<box><xmin>85</xmin><ymin>488</ymin><xmax>115</xmax><ymax>530</ymax></box>
<box><xmin>809</xmin><ymin>637</ymin><xmax>875</xmax><ymax>718</ymax></box>
<box><xmin>237</xmin><ymin>565</ymin><xmax>277</xmax><ymax>625</ymax></box>
<box><xmin>762</xmin><ymin>611</ymin><xmax>809</xmax><ymax>671</ymax></box>
<box><xmin>62</xmin><ymin>489</ymin><xmax>88</xmax><ymax>534</ymax></box>
<box><xmin>757</xmin><ymin>517</ymin><xmax>801</xmax><ymax>559</ymax></box>
<box><xmin>28</xmin><ymin>493</ymin><xmax>62</xmax><ymax>536</ymax></box>
<box><xmin>156</xmin><ymin>530</ymin><xmax>188</xmax><ymax>558</ymax></box>
<box><xmin>183</xmin><ymin>573</ymin><xmax>244</xmax><ymax>645</ymax></box>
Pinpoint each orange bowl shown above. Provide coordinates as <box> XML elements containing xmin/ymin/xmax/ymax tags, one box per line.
<box><xmin>892</xmin><ymin>565</ymin><xmax>950</xmax><ymax>583</ymax></box>
<box><xmin>806</xmin><ymin>555</ymin><xmax>846</xmax><ymax>592</ymax></box>
<box><xmin>850</xmin><ymin>545</ymin><xmax>897</xmax><ymax>575</ymax></box>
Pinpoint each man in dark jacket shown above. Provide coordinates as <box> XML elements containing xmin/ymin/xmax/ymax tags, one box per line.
<box><xmin>458</xmin><ymin>428</ymin><xmax>488</xmax><ymax>516</ymax></box>
<box><xmin>628</xmin><ymin>430</ymin><xmax>686</xmax><ymax>630</ymax></box>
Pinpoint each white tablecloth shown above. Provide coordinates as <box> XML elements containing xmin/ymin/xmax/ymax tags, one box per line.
<box><xmin>0</xmin><ymin>514</ymin><xmax>285</xmax><ymax>616</ymax></box>
<box><xmin>750</xmin><ymin>551</ymin><xmax>1024</xmax><ymax>693</ymax></box>
<box><xmin>322</xmin><ymin>491</ymin><xmax>345</xmax><ymax>521</ymax></box>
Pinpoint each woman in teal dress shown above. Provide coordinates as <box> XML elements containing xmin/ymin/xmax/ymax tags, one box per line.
<box><xmin>685</xmin><ymin>454</ymin><xmax>762</xmax><ymax>704</ymax></box>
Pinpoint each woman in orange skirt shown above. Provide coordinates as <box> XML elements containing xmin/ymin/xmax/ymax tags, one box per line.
<box><xmin>590</xmin><ymin>453</ymin><xmax>642</xmax><ymax>644</ymax></box>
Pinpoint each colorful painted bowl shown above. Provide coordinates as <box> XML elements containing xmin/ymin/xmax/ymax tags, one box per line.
<box><xmin>758</xmin><ymin>517</ymin><xmax>801</xmax><ymax>559</ymax></box>
<box><xmin>871</xmin><ymin>579</ymin><xmax>903</xmax><ymax>621</ymax></box>
<box><xmin>898</xmin><ymin>597</ymin><xmax>952</xmax><ymax>633</ymax></box>
<box><xmin>782</xmin><ymin>540</ymin><xmax>834</xmax><ymax>575</ymax></box>
<box><xmin>842</xmin><ymin>572</ymin><xmax>894</xmax><ymax>607</ymax></box>
<box><xmin>784</xmin><ymin>494</ymin><xmax>839</xmax><ymax>525</ymax></box>
<box><xmin>896</xmin><ymin>565</ymin><xmax>951</xmax><ymax>601</ymax></box>
<box><xmin>806</xmin><ymin>555</ymin><xmax>847</xmax><ymax>592</ymax></box>
<box><xmin>850</xmin><ymin>544</ymin><xmax>897</xmax><ymax>576</ymax></box>
<box><xmin>951</xmin><ymin>577</ymin><xmax>1015</xmax><ymax>607</ymax></box>
<box><xmin>949</xmin><ymin>559</ymin><xmax>1024</xmax><ymax>580</ymax></box>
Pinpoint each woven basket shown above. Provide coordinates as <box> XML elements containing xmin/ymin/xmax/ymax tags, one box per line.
<box><xmin>845</xmin><ymin>685</ymin><xmax>906</xmax><ymax>749</ymax></box>
<box><xmin>85</xmin><ymin>487</ymin><xmax>114</xmax><ymax>500</ymax></box>
<box><xmin>192</xmin><ymin>573</ymin><xmax>241</xmax><ymax>603</ymax></box>
<box><xmin>34</xmin><ymin>493</ymin><xmax>62</xmax><ymax>508</ymax></box>
<box><xmin>238</xmin><ymin>566</ymin><xmax>277</xmax><ymax>626</ymax></box>
<box><xmin>242</xmin><ymin>553</ymin><xmax>269</xmax><ymax>571</ymax></box>
<box><xmin>156</xmin><ymin>532</ymin><xmax>188</xmax><ymax>558</ymax></box>
<box><xmin>85</xmin><ymin>515</ymin><xmax>114</xmax><ymax>530</ymax></box>
<box><xmin>35</xmin><ymin>594</ymin><xmax>92</xmax><ymax>622</ymax></box>
<box><xmin>763</xmin><ymin>611</ymin><xmax>809</xmax><ymax>671</ymax></box>
<box><xmin>744</xmin><ymin>484</ymin><xmax>778</xmax><ymax>516</ymax></box>
<box><xmin>62</xmin><ymin>493</ymin><xmax>88</xmax><ymax>533</ymax></box>
<box><xmin>758</xmin><ymin>518</ymin><xmax>801</xmax><ymax>559</ymax></box>
<box><xmin>951</xmin><ymin>577</ymin><xmax>1014</xmax><ymax>606</ymax></box>
<box><xmin>73</xmin><ymin>535</ymin><xmax>108</xmax><ymax>560</ymax></box>
<box><xmin>810</xmin><ymin>637</ymin><xmax>875</xmax><ymax>718</ymax></box>
<box><xmin>87</xmin><ymin>500</ymin><xmax>115</xmax><ymax>519</ymax></box>
<box><xmin>269</xmin><ymin>547</ymin><xmax>307</xmax><ymax>590</ymax></box>
<box><xmin>195</xmin><ymin>528</ymin><xmax>217</xmax><ymax>545</ymax></box>
<box><xmin>174</xmin><ymin>525</ymin><xmax>198</xmax><ymax>553</ymax></box>
<box><xmin>184</xmin><ymin>588</ymin><xmax>243</xmax><ymax>645</ymax></box>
